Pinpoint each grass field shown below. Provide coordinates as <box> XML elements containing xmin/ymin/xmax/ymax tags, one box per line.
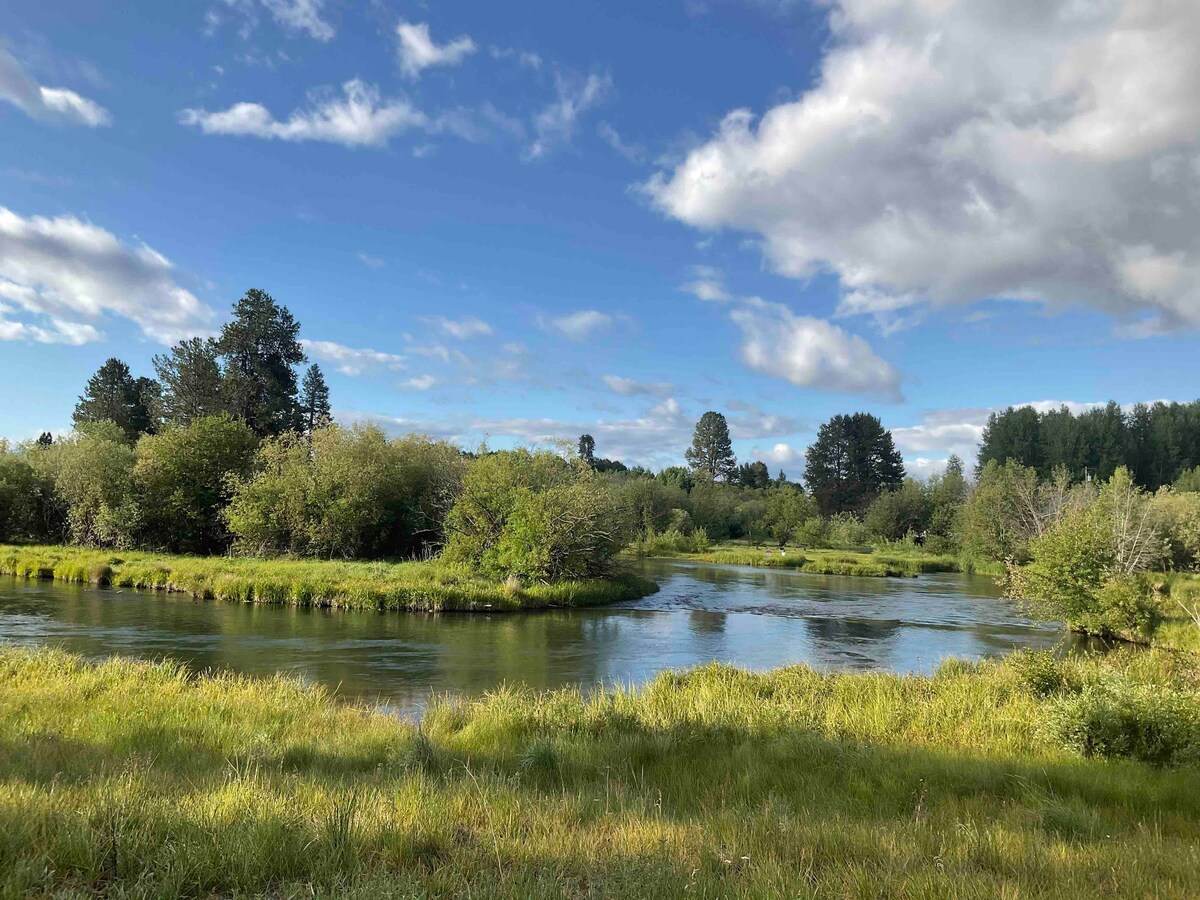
<box><xmin>1</xmin><ymin>646</ymin><xmax>1197</xmax><ymax>898</ymax></box>
<box><xmin>0</xmin><ymin>544</ymin><xmax>657</xmax><ymax>613</ymax></box>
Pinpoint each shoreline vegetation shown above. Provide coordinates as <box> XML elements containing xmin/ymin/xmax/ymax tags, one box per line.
<box><xmin>0</xmin><ymin>545</ymin><xmax>657</xmax><ymax>612</ymax></box>
<box><xmin>1</xmin><ymin>646</ymin><xmax>1197</xmax><ymax>898</ymax></box>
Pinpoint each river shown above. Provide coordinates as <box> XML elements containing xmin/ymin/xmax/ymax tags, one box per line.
<box><xmin>0</xmin><ymin>559</ymin><xmax>1092</xmax><ymax>716</ymax></box>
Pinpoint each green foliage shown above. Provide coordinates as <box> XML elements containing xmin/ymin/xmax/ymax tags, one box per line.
<box><xmin>734</xmin><ymin>459</ymin><xmax>771</xmax><ymax>489</ymax></box>
<box><xmin>1006</xmin><ymin>469</ymin><xmax>1162</xmax><ymax>636</ymax></box>
<box><xmin>445</xmin><ymin>449</ymin><xmax>629</xmax><ymax>580</ymax></box>
<box><xmin>0</xmin><ymin>444</ymin><xmax>60</xmax><ymax>542</ymax></box>
<box><xmin>804</xmin><ymin>412</ymin><xmax>904</xmax><ymax>515</ymax></box>
<box><xmin>134</xmin><ymin>415</ymin><xmax>258</xmax><ymax>553</ymax></box>
<box><xmin>625</xmin><ymin>527</ymin><xmax>711</xmax><ymax>557</ymax></box>
<box><xmin>1046</xmin><ymin>677</ymin><xmax>1200</xmax><ymax>767</ymax></box>
<box><xmin>72</xmin><ymin>357</ymin><xmax>159</xmax><ymax>441</ymax></box>
<box><xmin>1174</xmin><ymin>465</ymin><xmax>1200</xmax><ymax>493</ymax></box>
<box><xmin>1150</xmin><ymin>488</ymin><xmax>1200</xmax><ymax>570</ymax></box>
<box><xmin>36</xmin><ymin>422</ymin><xmax>140</xmax><ymax>547</ymax></box>
<box><xmin>759</xmin><ymin>485</ymin><xmax>818</xmax><ymax>548</ymax></box>
<box><xmin>226</xmin><ymin>424</ymin><xmax>464</xmax><ymax>559</ymax></box>
<box><xmin>656</xmin><ymin>465</ymin><xmax>693</xmax><ymax>493</ymax></box>
<box><xmin>927</xmin><ymin>453</ymin><xmax>968</xmax><ymax>544</ymax></box>
<box><xmin>216</xmin><ymin>288</ymin><xmax>307</xmax><ymax>437</ymax></box>
<box><xmin>824</xmin><ymin>511</ymin><xmax>870</xmax><ymax>550</ymax></box>
<box><xmin>684</xmin><ymin>411</ymin><xmax>736</xmax><ymax>482</ymax></box>
<box><xmin>300</xmin><ymin>363</ymin><xmax>332</xmax><ymax>434</ymax></box>
<box><xmin>153</xmin><ymin>336</ymin><xmax>226</xmax><ymax>426</ymax></box>
<box><xmin>864</xmin><ymin>478</ymin><xmax>930</xmax><ymax>542</ymax></box>
<box><xmin>979</xmin><ymin>399</ymin><xmax>1200</xmax><ymax>490</ymax></box>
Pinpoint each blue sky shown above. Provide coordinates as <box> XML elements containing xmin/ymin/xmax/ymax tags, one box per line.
<box><xmin>2</xmin><ymin>0</ymin><xmax>1198</xmax><ymax>474</ymax></box>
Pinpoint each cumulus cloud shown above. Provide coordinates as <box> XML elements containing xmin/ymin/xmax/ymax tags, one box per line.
<box><xmin>753</xmin><ymin>442</ymin><xmax>801</xmax><ymax>466</ymax></box>
<box><xmin>0</xmin><ymin>206</ymin><xmax>212</xmax><ymax>345</ymax></box>
<box><xmin>602</xmin><ymin>374</ymin><xmax>674</xmax><ymax>397</ymax></box>
<box><xmin>301</xmin><ymin>339</ymin><xmax>406</xmax><ymax>376</ymax></box>
<box><xmin>536</xmin><ymin>309</ymin><xmax>613</xmax><ymax>340</ymax></box>
<box><xmin>646</xmin><ymin>0</ymin><xmax>1200</xmax><ymax>335</ymax></box>
<box><xmin>179</xmin><ymin>80</ymin><xmax>427</xmax><ymax>148</ymax></box>
<box><xmin>728</xmin><ymin>298</ymin><xmax>901</xmax><ymax>398</ymax></box>
<box><xmin>525</xmin><ymin>71</ymin><xmax>611</xmax><ymax>160</ymax></box>
<box><xmin>396</xmin><ymin>21</ymin><xmax>476</xmax><ymax>80</ymax></box>
<box><xmin>422</xmin><ymin>316</ymin><xmax>492</xmax><ymax>339</ymax></box>
<box><xmin>0</xmin><ymin>48</ymin><xmax>110</xmax><ymax>126</ymax></box>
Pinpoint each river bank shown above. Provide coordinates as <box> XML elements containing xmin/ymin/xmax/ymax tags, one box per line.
<box><xmin>0</xmin><ymin>545</ymin><xmax>657</xmax><ymax>612</ymax></box>
<box><xmin>1</xmin><ymin>645</ymin><xmax>1197</xmax><ymax>898</ymax></box>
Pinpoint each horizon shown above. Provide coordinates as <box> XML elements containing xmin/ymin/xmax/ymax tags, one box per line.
<box><xmin>3</xmin><ymin>0</ymin><xmax>1198</xmax><ymax>475</ymax></box>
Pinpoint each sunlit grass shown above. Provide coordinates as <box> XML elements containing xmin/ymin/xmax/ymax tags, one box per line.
<box><xmin>0</xmin><ymin>544</ymin><xmax>657</xmax><ymax>612</ymax></box>
<box><xmin>637</xmin><ymin>543</ymin><xmax>969</xmax><ymax>577</ymax></box>
<box><xmin>0</xmin><ymin>646</ymin><xmax>1197</xmax><ymax>897</ymax></box>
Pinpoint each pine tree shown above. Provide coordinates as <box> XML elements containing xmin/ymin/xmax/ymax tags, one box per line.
<box><xmin>685</xmin><ymin>411</ymin><xmax>737</xmax><ymax>482</ymax></box>
<box><xmin>300</xmin><ymin>364</ymin><xmax>332</xmax><ymax>434</ymax></box>
<box><xmin>154</xmin><ymin>337</ymin><xmax>225</xmax><ymax>426</ymax></box>
<box><xmin>216</xmin><ymin>289</ymin><xmax>306</xmax><ymax>437</ymax></box>
<box><xmin>578</xmin><ymin>434</ymin><xmax>596</xmax><ymax>468</ymax></box>
<box><xmin>73</xmin><ymin>358</ymin><xmax>160</xmax><ymax>442</ymax></box>
<box><xmin>803</xmin><ymin>412</ymin><xmax>904</xmax><ymax>514</ymax></box>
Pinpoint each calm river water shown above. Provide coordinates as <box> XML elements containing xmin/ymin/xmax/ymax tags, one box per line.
<box><xmin>0</xmin><ymin>560</ymin><xmax>1091</xmax><ymax>715</ymax></box>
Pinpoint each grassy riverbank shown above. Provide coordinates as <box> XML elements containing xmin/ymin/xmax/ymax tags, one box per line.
<box><xmin>0</xmin><ymin>545</ymin><xmax>657</xmax><ymax>612</ymax></box>
<box><xmin>629</xmin><ymin>542</ymin><xmax>997</xmax><ymax>578</ymax></box>
<box><xmin>1</xmin><ymin>647</ymin><xmax>1198</xmax><ymax>898</ymax></box>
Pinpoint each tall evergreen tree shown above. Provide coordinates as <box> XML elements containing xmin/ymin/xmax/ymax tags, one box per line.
<box><xmin>300</xmin><ymin>364</ymin><xmax>333</xmax><ymax>434</ymax></box>
<box><xmin>803</xmin><ymin>412</ymin><xmax>904</xmax><ymax>514</ymax></box>
<box><xmin>578</xmin><ymin>434</ymin><xmax>596</xmax><ymax>468</ymax></box>
<box><xmin>154</xmin><ymin>337</ymin><xmax>225</xmax><ymax>426</ymax></box>
<box><xmin>73</xmin><ymin>358</ymin><xmax>160</xmax><ymax>442</ymax></box>
<box><xmin>977</xmin><ymin>406</ymin><xmax>1042</xmax><ymax>475</ymax></box>
<box><xmin>216</xmin><ymin>289</ymin><xmax>306</xmax><ymax>437</ymax></box>
<box><xmin>735</xmin><ymin>460</ymin><xmax>771</xmax><ymax>489</ymax></box>
<box><xmin>685</xmin><ymin>411</ymin><xmax>736</xmax><ymax>481</ymax></box>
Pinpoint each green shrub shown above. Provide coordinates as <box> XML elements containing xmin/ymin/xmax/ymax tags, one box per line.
<box><xmin>1046</xmin><ymin>677</ymin><xmax>1200</xmax><ymax>766</ymax></box>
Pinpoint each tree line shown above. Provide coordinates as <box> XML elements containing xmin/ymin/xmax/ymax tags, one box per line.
<box><xmin>978</xmin><ymin>401</ymin><xmax>1200</xmax><ymax>490</ymax></box>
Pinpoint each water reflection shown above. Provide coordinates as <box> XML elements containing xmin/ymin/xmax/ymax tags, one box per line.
<box><xmin>0</xmin><ymin>560</ymin><xmax>1097</xmax><ymax>716</ymax></box>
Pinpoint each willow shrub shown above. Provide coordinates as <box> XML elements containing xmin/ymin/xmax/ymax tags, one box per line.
<box><xmin>444</xmin><ymin>449</ymin><xmax>631</xmax><ymax>580</ymax></box>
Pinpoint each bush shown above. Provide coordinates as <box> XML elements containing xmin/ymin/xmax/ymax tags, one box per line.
<box><xmin>626</xmin><ymin>528</ymin><xmax>711</xmax><ymax>557</ymax></box>
<box><xmin>1046</xmin><ymin>677</ymin><xmax>1200</xmax><ymax>766</ymax></box>
<box><xmin>35</xmin><ymin>422</ymin><xmax>139</xmax><ymax>548</ymax></box>
<box><xmin>1151</xmin><ymin>488</ymin><xmax>1200</xmax><ymax>571</ymax></box>
<box><xmin>864</xmin><ymin>478</ymin><xmax>929</xmax><ymax>542</ymax></box>
<box><xmin>226</xmin><ymin>425</ymin><xmax>464</xmax><ymax>558</ymax></box>
<box><xmin>444</xmin><ymin>449</ymin><xmax>630</xmax><ymax>580</ymax></box>
<box><xmin>824</xmin><ymin>513</ymin><xmax>870</xmax><ymax>550</ymax></box>
<box><xmin>134</xmin><ymin>415</ymin><xmax>258</xmax><ymax>553</ymax></box>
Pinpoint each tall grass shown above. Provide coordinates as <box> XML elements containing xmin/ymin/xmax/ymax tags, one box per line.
<box><xmin>0</xmin><ymin>646</ymin><xmax>1196</xmax><ymax>898</ymax></box>
<box><xmin>652</xmin><ymin>546</ymin><xmax>963</xmax><ymax>577</ymax></box>
<box><xmin>0</xmin><ymin>544</ymin><xmax>657</xmax><ymax>612</ymax></box>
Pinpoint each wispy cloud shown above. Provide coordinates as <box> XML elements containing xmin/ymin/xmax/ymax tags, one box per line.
<box><xmin>536</xmin><ymin>309</ymin><xmax>613</xmax><ymax>340</ymax></box>
<box><xmin>301</xmin><ymin>339</ymin><xmax>406</xmax><ymax>376</ymax></box>
<box><xmin>422</xmin><ymin>316</ymin><xmax>493</xmax><ymax>339</ymax></box>
<box><xmin>396</xmin><ymin>21</ymin><xmax>476</xmax><ymax>80</ymax></box>
<box><xmin>524</xmin><ymin>71</ymin><xmax>611</xmax><ymax>160</ymax></box>
<box><xmin>0</xmin><ymin>48</ymin><xmax>110</xmax><ymax>127</ymax></box>
<box><xmin>602</xmin><ymin>374</ymin><xmax>674</xmax><ymax>397</ymax></box>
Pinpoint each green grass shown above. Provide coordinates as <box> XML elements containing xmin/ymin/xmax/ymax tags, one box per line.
<box><xmin>636</xmin><ymin>544</ymin><xmax>969</xmax><ymax>578</ymax></box>
<box><xmin>0</xmin><ymin>646</ymin><xmax>1198</xmax><ymax>898</ymax></box>
<box><xmin>0</xmin><ymin>544</ymin><xmax>657</xmax><ymax>612</ymax></box>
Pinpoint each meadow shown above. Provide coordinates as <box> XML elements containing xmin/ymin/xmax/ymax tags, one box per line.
<box><xmin>0</xmin><ymin>544</ymin><xmax>657</xmax><ymax>613</ymax></box>
<box><xmin>1</xmin><ymin>646</ymin><xmax>1198</xmax><ymax>898</ymax></box>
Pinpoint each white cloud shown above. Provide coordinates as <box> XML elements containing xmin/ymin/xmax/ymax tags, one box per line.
<box><xmin>259</xmin><ymin>0</ymin><xmax>334</xmax><ymax>40</ymax></box>
<box><xmin>396</xmin><ymin>21</ymin><xmax>476</xmax><ymax>81</ymax></box>
<box><xmin>402</xmin><ymin>374</ymin><xmax>438</xmax><ymax>391</ymax></box>
<box><xmin>0</xmin><ymin>48</ymin><xmax>110</xmax><ymax>127</ymax></box>
<box><xmin>357</xmin><ymin>252</ymin><xmax>385</xmax><ymax>269</ymax></box>
<box><xmin>208</xmin><ymin>0</ymin><xmax>334</xmax><ymax>41</ymax></box>
<box><xmin>754</xmin><ymin>442</ymin><xmax>800</xmax><ymax>466</ymax></box>
<box><xmin>602</xmin><ymin>374</ymin><xmax>674</xmax><ymax>397</ymax></box>
<box><xmin>490</xmin><ymin>46</ymin><xmax>542</xmax><ymax>70</ymax></box>
<box><xmin>301</xmin><ymin>339</ymin><xmax>406</xmax><ymax>376</ymax></box>
<box><xmin>422</xmin><ymin>316</ymin><xmax>493</xmax><ymax>339</ymax></box>
<box><xmin>680</xmin><ymin>265</ymin><xmax>731</xmax><ymax>302</ymax></box>
<box><xmin>536</xmin><ymin>309</ymin><xmax>613</xmax><ymax>340</ymax></box>
<box><xmin>0</xmin><ymin>207</ymin><xmax>212</xmax><ymax>345</ymax></box>
<box><xmin>525</xmin><ymin>71</ymin><xmax>611</xmax><ymax>160</ymax></box>
<box><xmin>179</xmin><ymin>80</ymin><xmax>427</xmax><ymax>148</ymax></box>
<box><xmin>728</xmin><ymin>298</ymin><xmax>901</xmax><ymax>398</ymax></box>
<box><xmin>645</xmin><ymin>0</ymin><xmax>1200</xmax><ymax>335</ymax></box>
